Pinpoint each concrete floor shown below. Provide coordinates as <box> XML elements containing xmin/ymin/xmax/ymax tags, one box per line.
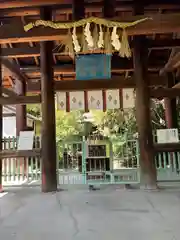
<box><xmin>0</xmin><ymin>185</ymin><xmax>180</xmax><ymax>240</ymax></box>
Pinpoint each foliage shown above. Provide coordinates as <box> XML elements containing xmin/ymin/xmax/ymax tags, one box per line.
<box><xmin>55</xmin><ymin>110</ymin><xmax>84</xmax><ymax>159</ymax></box>
<box><xmin>92</xmin><ymin>109</ymin><xmax>137</xmax><ymax>138</ymax></box>
<box><xmin>91</xmin><ymin>99</ymin><xmax>166</xmax><ymax>159</ymax></box>
<box><xmin>27</xmin><ymin>99</ymin><xmax>167</xmax><ymax>161</ymax></box>
<box><xmin>151</xmin><ymin>99</ymin><xmax>166</xmax><ymax>129</ymax></box>
<box><xmin>56</xmin><ymin>110</ymin><xmax>83</xmax><ymax>141</ymax></box>
<box><xmin>91</xmin><ymin>109</ymin><xmax>137</xmax><ymax>159</ymax></box>
<box><xmin>27</xmin><ymin>104</ymin><xmax>41</xmax><ymax>118</ymax></box>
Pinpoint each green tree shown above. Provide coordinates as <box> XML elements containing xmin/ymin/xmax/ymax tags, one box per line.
<box><xmin>27</xmin><ymin>104</ymin><xmax>41</xmax><ymax>118</ymax></box>
<box><xmin>56</xmin><ymin>110</ymin><xmax>83</xmax><ymax>141</ymax></box>
<box><xmin>151</xmin><ymin>99</ymin><xmax>166</xmax><ymax>129</ymax></box>
<box><xmin>92</xmin><ymin>109</ymin><xmax>137</xmax><ymax>139</ymax></box>
<box><xmin>55</xmin><ymin>110</ymin><xmax>84</xmax><ymax>161</ymax></box>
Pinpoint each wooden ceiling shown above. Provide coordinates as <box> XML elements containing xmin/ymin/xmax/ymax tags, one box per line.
<box><xmin>1</xmin><ymin>0</ymin><xmax>180</xmax><ymax>91</ymax></box>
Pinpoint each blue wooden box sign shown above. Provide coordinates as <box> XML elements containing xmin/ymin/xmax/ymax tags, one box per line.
<box><xmin>75</xmin><ymin>54</ymin><xmax>111</xmax><ymax>80</ymax></box>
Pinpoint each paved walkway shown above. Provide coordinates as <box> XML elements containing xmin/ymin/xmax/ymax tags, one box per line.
<box><xmin>0</xmin><ymin>185</ymin><xmax>180</xmax><ymax>239</ymax></box>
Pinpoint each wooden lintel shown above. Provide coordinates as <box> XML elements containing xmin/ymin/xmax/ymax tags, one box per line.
<box><xmin>27</xmin><ymin>75</ymin><xmax>167</xmax><ymax>92</ymax></box>
<box><xmin>23</xmin><ymin>66</ymin><xmax>161</xmax><ymax>77</ymax></box>
<box><xmin>2</xmin><ymin>39</ymin><xmax>180</xmax><ymax>59</ymax></box>
<box><xmin>2</xmin><ymin>87</ymin><xmax>18</xmax><ymax>97</ymax></box>
<box><xmin>0</xmin><ymin>94</ymin><xmax>41</xmax><ymax>105</ymax></box>
<box><xmin>173</xmin><ymin>82</ymin><xmax>180</xmax><ymax>89</ymax></box>
<box><xmin>0</xmin><ymin>3</ymin><xmax>179</xmax><ymax>16</ymax></box>
<box><xmin>1</xmin><ymin>13</ymin><xmax>180</xmax><ymax>43</ymax></box>
<box><xmin>2</xmin><ymin>58</ymin><xmax>28</xmax><ymax>83</ymax></box>
<box><xmin>151</xmin><ymin>88</ymin><xmax>180</xmax><ymax>98</ymax></box>
<box><xmin>2</xmin><ymin>46</ymin><xmax>40</xmax><ymax>58</ymax></box>
<box><xmin>154</xmin><ymin>143</ymin><xmax>180</xmax><ymax>153</ymax></box>
<box><xmin>0</xmin><ymin>0</ymin><xmax>70</xmax><ymax>9</ymax></box>
<box><xmin>3</xmin><ymin>113</ymin><xmax>16</xmax><ymax>117</ymax></box>
<box><xmin>27</xmin><ymin>79</ymin><xmax>180</xmax><ymax>97</ymax></box>
<box><xmin>160</xmin><ymin>51</ymin><xmax>180</xmax><ymax>75</ymax></box>
<box><xmin>0</xmin><ymin>149</ymin><xmax>41</xmax><ymax>158</ymax></box>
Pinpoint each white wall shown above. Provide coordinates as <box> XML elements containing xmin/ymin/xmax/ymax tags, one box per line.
<box><xmin>3</xmin><ymin>117</ymin><xmax>16</xmax><ymax>137</ymax></box>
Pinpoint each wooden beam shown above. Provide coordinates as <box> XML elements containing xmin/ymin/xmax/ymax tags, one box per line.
<box><xmin>0</xmin><ymin>149</ymin><xmax>41</xmax><ymax>158</ymax></box>
<box><xmin>0</xmin><ymin>3</ymin><xmax>179</xmax><ymax>17</ymax></box>
<box><xmin>0</xmin><ymin>7</ymin><xmax>40</xmax><ymax>17</ymax></box>
<box><xmin>22</xmin><ymin>65</ymin><xmax>75</xmax><ymax>76</ymax></box>
<box><xmin>2</xmin><ymin>46</ymin><xmax>40</xmax><ymax>58</ymax></box>
<box><xmin>0</xmin><ymin>0</ymin><xmax>70</xmax><ymax>9</ymax></box>
<box><xmin>2</xmin><ymin>39</ymin><xmax>180</xmax><ymax>59</ymax></box>
<box><xmin>2</xmin><ymin>87</ymin><xmax>18</xmax><ymax>97</ymax></box>
<box><xmin>7</xmin><ymin>76</ymin><xmax>15</xmax><ymax>87</ymax></box>
<box><xmin>1</xmin><ymin>13</ymin><xmax>180</xmax><ymax>43</ymax></box>
<box><xmin>26</xmin><ymin>78</ymin><xmax>180</xmax><ymax>97</ymax></box>
<box><xmin>160</xmin><ymin>51</ymin><xmax>180</xmax><ymax>75</ymax></box>
<box><xmin>144</xmin><ymin>39</ymin><xmax>180</xmax><ymax>50</ymax></box>
<box><xmin>22</xmin><ymin>65</ymin><xmax>162</xmax><ymax>77</ymax></box>
<box><xmin>103</xmin><ymin>0</ymin><xmax>115</xmax><ymax>18</ymax></box>
<box><xmin>2</xmin><ymin>58</ymin><xmax>28</xmax><ymax>83</ymax></box>
<box><xmin>154</xmin><ymin>143</ymin><xmax>180</xmax><ymax>153</ymax></box>
<box><xmin>0</xmin><ymin>95</ymin><xmax>41</xmax><ymax>105</ymax></box>
<box><xmin>3</xmin><ymin>113</ymin><xmax>16</xmax><ymax>117</ymax></box>
<box><xmin>172</xmin><ymin>82</ymin><xmax>180</xmax><ymax>88</ymax></box>
<box><xmin>27</xmin><ymin>75</ymin><xmax>167</xmax><ymax>92</ymax></box>
<box><xmin>151</xmin><ymin>88</ymin><xmax>180</xmax><ymax>98</ymax></box>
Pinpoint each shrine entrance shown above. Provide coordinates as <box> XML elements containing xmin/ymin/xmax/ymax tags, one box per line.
<box><xmin>2</xmin><ymin>133</ymin><xmax>180</xmax><ymax>186</ymax></box>
<box><xmin>57</xmin><ymin>132</ymin><xmax>180</xmax><ymax>186</ymax></box>
<box><xmin>1</xmin><ymin>1</ymin><xmax>180</xmax><ymax>193</ymax></box>
<box><xmin>58</xmin><ymin>135</ymin><xmax>140</xmax><ymax>185</ymax></box>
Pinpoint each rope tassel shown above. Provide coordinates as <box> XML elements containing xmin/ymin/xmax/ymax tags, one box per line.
<box><xmin>64</xmin><ymin>28</ymin><xmax>74</xmax><ymax>58</ymax></box>
<box><xmin>104</xmin><ymin>28</ymin><xmax>112</xmax><ymax>54</ymax></box>
<box><xmin>119</xmin><ymin>29</ymin><xmax>131</xmax><ymax>58</ymax></box>
<box><xmin>72</xmin><ymin>27</ymin><xmax>81</xmax><ymax>53</ymax></box>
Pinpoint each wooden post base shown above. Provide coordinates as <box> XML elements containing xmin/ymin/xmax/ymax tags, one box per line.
<box><xmin>42</xmin><ymin>171</ymin><xmax>57</xmax><ymax>193</ymax></box>
<box><xmin>0</xmin><ymin>184</ymin><xmax>3</xmax><ymax>193</ymax></box>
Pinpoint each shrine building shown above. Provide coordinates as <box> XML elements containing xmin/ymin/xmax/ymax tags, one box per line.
<box><xmin>0</xmin><ymin>0</ymin><xmax>180</xmax><ymax>192</ymax></box>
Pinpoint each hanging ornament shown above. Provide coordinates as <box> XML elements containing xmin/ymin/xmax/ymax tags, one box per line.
<box><xmin>72</xmin><ymin>27</ymin><xmax>81</xmax><ymax>53</ymax></box>
<box><xmin>111</xmin><ymin>26</ymin><xmax>121</xmax><ymax>51</ymax></box>
<box><xmin>119</xmin><ymin>29</ymin><xmax>131</xmax><ymax>58</ymax></box>
<box><xmin>97</xmin><ymin>25</ymin><xmax>104</xmax><ymax>48</ymax></box>
<box><xmin>93</xmin><ymin>24</ymin><xmax>99</xmax><ymax>49</ymax></box>
<box><xmin>84</xmin><ymin>23</ymin><xmax>94</xmax><ymax>49</ymax></box>
<box><xmin>80</xmin><ymin>32</ymin><xmax>88</xmax><ymax>52</ymax></box>
<box><xmin>64</xmin><ymin>28</ymin><xmax>74</xmax><ymax>57</ymax></box>
<box><xmin>104</xmin><ymin>27</ymin><xmax>112</xmax><ymax>54</ymax></box>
